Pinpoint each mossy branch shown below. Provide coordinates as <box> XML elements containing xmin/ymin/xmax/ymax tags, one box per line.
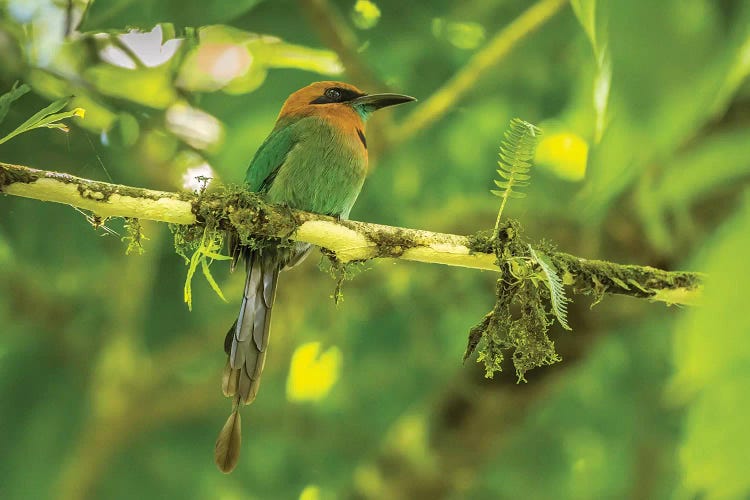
<box><xmin>0</xmin><ymin>161</ymin><xmax>703</xmax><ymax>307</ymax></box>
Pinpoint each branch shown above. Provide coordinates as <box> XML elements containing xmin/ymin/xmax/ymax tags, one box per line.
<box><xmin>299</xmin><ymin>0</ymin><xmax>389</xmax><ymax>92</ymax></box>
<box><xmin>390</xmin><ymin>0</ymin><xmax>569</xmax><ymax>144</ymax></box>
<box><xmin>0</xmin><ymin>162</ymin><xmax>703</xmax><ymax>305</ymax></box>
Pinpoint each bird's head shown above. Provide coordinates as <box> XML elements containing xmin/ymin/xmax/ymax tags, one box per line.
<box><xmin>278</xmin><ymin>81</ymin><xmax>416</xmax><ymax>124</ymax></box>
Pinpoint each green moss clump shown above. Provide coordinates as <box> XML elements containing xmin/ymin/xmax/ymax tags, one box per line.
<box><xmin>0</xmin><ymin>164</ymin><xmax>41</xmax><ymax>187</ymax></box>
<box><xmin>364</xmin><ymin>226</ymin><xmax>419</xmax><ymax>258</ymax></box>
<box><xmin>467</xmin><ymin>230</ymin><xmax>494</xmax><ymax>255</ymax></box>
<box><xmin>123</xmin><ymin>217</ymin><xmax>148</xmax><ymax>255</ymax></box>
<box><xmin>170</xmin><ymin>223</ymin><xmax>205</xmax><ymax>262</ymax></box>
<box><xmin>464</xmin><ymin>220</ymin><xmax>565</xmax><ymax>381</ymax></box>
<box><xmin>318</xmin><ymin>250</ymin><xmax>369</xmax><ymax>304</ymax></box>
<box><xmin>468</xmin><ymin>276</ymin><xmax>561</xmax><ymax>382</ymax></box>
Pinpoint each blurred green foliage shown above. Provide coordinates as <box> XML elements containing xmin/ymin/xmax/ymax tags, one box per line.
<box><xmin>1</xmin><ymin>0</ymin><xmax>749</xmax><ymax>499</ymax></box>
<box><xmin>79</xmin><ymin>0</ymin><xmax>263</xmax><ymax>32</ymax></box>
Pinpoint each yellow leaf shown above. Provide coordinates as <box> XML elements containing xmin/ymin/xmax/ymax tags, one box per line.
<box><xmin>535</xmin><ymin>132</ymin><xmax>589</xmax><ymax>181</ymax></box>
<box><xmin>298</xmin><ymin>485</ymin><xmax>321</xmax><ymax>500</ymax></box>
<box><xmin>352</xmin><ymin>0</ymin><xmax>381</xmax><ymax>30</ymax></box>
<box><xmin>286</xmin><ymin>342</ymin><xmax>342</xmax><ymax>402</ymax></box>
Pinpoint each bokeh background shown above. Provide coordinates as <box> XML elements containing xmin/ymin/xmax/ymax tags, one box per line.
<box><xmin>1</xmin><ymin>0</ymin><xmax>749</xmax><ymax>498</ymax></box>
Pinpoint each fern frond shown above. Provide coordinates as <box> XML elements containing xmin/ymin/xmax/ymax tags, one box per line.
<box><xmin>492</xmin><ymin>118</ymin><xmax>542</xmax><ymax>238</ymax></box>
<box><xmin>528</xmin><ymin>245</ymin><xmax>572</xmax><ymax>331</ymax></box>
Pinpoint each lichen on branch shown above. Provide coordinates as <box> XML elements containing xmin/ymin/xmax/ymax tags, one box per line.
<box><xmin>0</xmin><ymin>161</ymin><xmax>704</xmax><ymax>305</ymax></box>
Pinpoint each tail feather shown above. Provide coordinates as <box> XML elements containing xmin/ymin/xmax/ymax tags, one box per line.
<box><xmin>225</xmin><ymin>250</ymin><xmax>279</xmax><ymax>404</ymax></box>
<box><xmin>214</xmin><ymin>408</ymin><xmax>242</xmax><ymax>473</ymax></box>
<box><xmin>221</xmin><ymin>359</ymin><xmax>240</xmax><ymax>397</ymax></box>
<box><xmin>216</xmin><ymin>242</ymin><xmax>309</xmax><ymax>473</ymax></box>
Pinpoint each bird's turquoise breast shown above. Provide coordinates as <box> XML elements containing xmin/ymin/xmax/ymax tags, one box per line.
<box><xmin>261</xmin><ymin>117</ymin><xmax>367</xmax><ymax>218</ymax></box>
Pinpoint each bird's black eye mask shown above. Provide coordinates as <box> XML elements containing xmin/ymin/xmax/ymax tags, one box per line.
<box><xmin>310</xmin><ymin>87</ymin><xmax>366</xmax><ymax>104</ymax></box>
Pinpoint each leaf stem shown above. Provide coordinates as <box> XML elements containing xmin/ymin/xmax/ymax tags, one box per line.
<box><xmin>391</xmin><ymin>0</ymin><xmax>569</xmax><ymax>144</ymax></box>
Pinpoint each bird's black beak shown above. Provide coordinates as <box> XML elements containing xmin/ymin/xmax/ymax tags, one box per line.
<box><xmin>350</xmin><ymin>93</ymin><xmax>417</xmax><ymax>110</ymax></box>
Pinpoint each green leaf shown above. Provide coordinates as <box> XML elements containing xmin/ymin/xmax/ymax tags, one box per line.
<box><xmin>260</xmin><ymin>39</ymin><xmax>344</xmax><ymax>75</ymax></box>
<box><xmin>85</xmin><ymin>64</ymin><xmax>177</xmax><ymax>109</ymax></box>
<box><xmin>580</xmin><ymin>0</ymin><xmax>750</xmax><ymax>220</ymax></box>
<box><xmin>79</xmin><ymin>0</ymin><xmax>264</xmax><ymax>33</ymax></box>
<box><xmin>9</xmin><ymin>96</ymin><xmax>70</xmax><ymax>134</ymax></box>
<box><xmin>33</xmin><ymin>109</ymin><xmax>85</xmax><ymax>129</ymax></box>
<box><xmin>0</xmin><ymin>82</ymin><xmax>31</xmax><ymax>125</ymax></box>
<box><xmin>496</xmin><ymin>169</ymin><xmax>513</xmax><ymax>180</ymax></box>
<box><xmin>572</xmin><ymin>0</ymin><xmax>612</xmax><ymax>143</ymax></box>
<box><xmin>352</xmin><ymin>0</ymin><xmax>382</xmax><ymax>30</ymax></box>
<box><xmin>40</xmin><ymin>123</ymin><xmax>69</xmax><ymax>132</ymax></box>
<box><xmin>570</xmin><ymin>0</ymin><xmax>598</xmax><ymax>54</ymax></box>
<box><xmin>491</xmin><ymin>118</ymin><xmax>542</xmax><ymax>228</ymax></box>
<box><xmin>669</xmin><ymin>196</ymin><xmax>750</xmax><ymax>499</ymax></box>
<box><xmin>638</xmin><ymin>127</ymin><xmax>750</xmax><ymax>252</ymax></box>
<box><xmin>201</xmin><ymin>258</ymin><xmax>228</xmax><ymax>303</ymax></box>
<box><xmin>529</xmin><ymin>246</ymin><xmax>571</xmax><ymax>331</ymax></box>
<box><xmin>176</xmin><ymin>25</ymin><xmax>342</xmax><ymax>94</ymax></box>
<box><xmin>0</xmin><ymin>97</ymin><xmax>85</xmax><ymax>145</ymax></box>
<box><xmin>182</xmin><ymin>227</ymin><xmax>229</xmax><ymax>310</ymax></box>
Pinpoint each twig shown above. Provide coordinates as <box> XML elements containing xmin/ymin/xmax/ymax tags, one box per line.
<box><xmin>390</xmin><ymin>0</ymin><xmax>569</xmax><ymax>144</ymax></box>
<box><xmin>298</xmin><ymin>0</ymin><xmax>388</xmax><ymax>91</ymax></box>
<box><xmin>0</xmin><ymin>162</ymin><xmax>703</xmax><ymax>305</ymax></box>
<box><xmin>108</xmin><ymin>35</ymin><xmax>146</xmax><ymax>69</ymax></box>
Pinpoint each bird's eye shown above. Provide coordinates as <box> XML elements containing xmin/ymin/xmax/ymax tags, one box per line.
<box><xmin>325</xmin><ymin>88</ymin><xmax>342</xmax><ymax>101</ymax></box>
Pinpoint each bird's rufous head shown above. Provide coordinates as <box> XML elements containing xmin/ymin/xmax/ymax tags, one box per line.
<box><xmin>277</xmin><ymin>81</ymin><xmax>416</xmax><ymax>125</ymax></box>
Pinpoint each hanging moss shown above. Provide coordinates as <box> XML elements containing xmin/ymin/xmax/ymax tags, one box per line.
<box><xmin>318</xmin><ymin>251</ymin><xmax>369</xmax><ymax>304</ymax></box>
<box><xmin>465</xmin><ymin>220</ymin><xmax>564</xmax><ymax>381</ymax></box>
<box><xmin>122</xmin><ymin>218</ymin><xmax>147</xmax><ymax>255</ymax></box>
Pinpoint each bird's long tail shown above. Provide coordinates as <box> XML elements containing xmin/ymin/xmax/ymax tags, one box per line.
<box><xmin>215</xmin><ymin>249</ymin><xmax>279</xmax><ymax>473</ymax></box>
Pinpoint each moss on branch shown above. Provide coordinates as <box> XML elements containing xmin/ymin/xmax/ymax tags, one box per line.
<box><xmin>0</xmin><ymin>161</ymin><xmax>704</xmax><ymax>305</ymax></box>
<box><xmin>1</xmin><ymin>161</ymin><xmax>705</xmax><ymax>380</ymax></box>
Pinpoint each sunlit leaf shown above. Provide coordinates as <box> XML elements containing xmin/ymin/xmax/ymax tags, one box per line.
<box><xmin>286</xmin><ymin>342</ymin><xmax>342</xmax><ymax>403</ymax></box>
<box><xmin>432</xmin><ymin>19</ymin><xmax>486</xmax><ymax>50</ymax></box>
<box><xmin>259</xmin><ymin>40</ymin><xmax>343</xmax><ymax>77</ymax></box>
<box><xmin>85</xmin><ymin>64</ymin><xmax>178</xmax><ymax>109</ymax></box>
<box><xmin>176</xmin><ymin>25</ymin><xmax>341</xmax><ymax>95</ymax></box>
<box><xmin>352</xmin><ymin>0</ymin><xmax>381</xmax><ymax>30</ymax></box>
<box><xmin>165</xmin><ymin>102</ymin><xmax>225</xmax><ymax>151</ymax></box>
<box><xmin>0</xmin><ymin>96</ymin><xmax>87</xmax><ymax>145</ymax></box>
<box><xmin>535</xmin><ymin>131</ymin><xmax>589</xmax><ymax>181</ymax></box>
<box><xmin>298</xmin><ymin>485</ymin><xmax>321</xmax><ymax>500</ymax></box>
<box><xmin>200</xmin><ymin>257</ymin><xmax>227</xmax><ymax>303</ymax></box>
<box><xmin>182</xmin><ymin>227</ymin><xmax>229</xmax><ymax>310</ymax></box>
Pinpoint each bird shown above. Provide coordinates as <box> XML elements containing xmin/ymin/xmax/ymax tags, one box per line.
<box><xmin>215</xmin><ymin>81</ymin><xmax>416</xmax><ymax>473</ymax></box>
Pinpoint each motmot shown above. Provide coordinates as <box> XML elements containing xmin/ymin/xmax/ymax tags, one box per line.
<box><xmin>215</xmin><ymin>81</ymin><xmax>416</xmax><ymax>472</ymax></box>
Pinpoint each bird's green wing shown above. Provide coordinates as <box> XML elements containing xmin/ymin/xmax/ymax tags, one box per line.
<box><xmin>244</xmin><ymin>120</ymin><xmax>298</xmax><ymax>192</ymax></box>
